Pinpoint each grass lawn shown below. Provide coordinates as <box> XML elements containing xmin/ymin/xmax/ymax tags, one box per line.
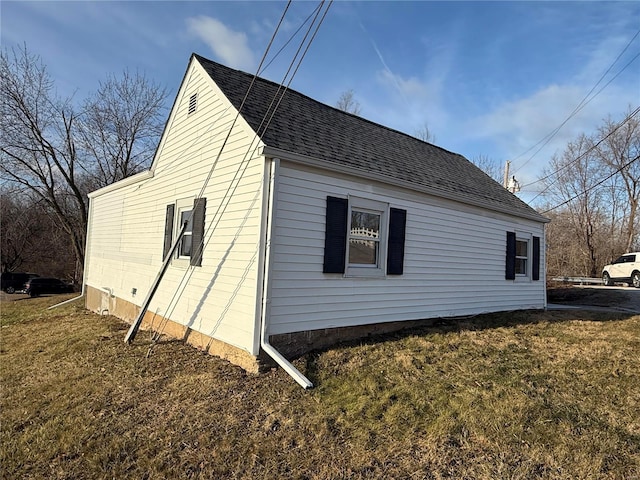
<box><xmin>1</xmin><ymin>295</ymin><xmax>639</xmax><ymax>479</ymax></box>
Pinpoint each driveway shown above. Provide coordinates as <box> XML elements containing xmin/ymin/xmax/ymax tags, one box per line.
<box><xmin>548</xmin><ymin>285</ymin><xmax>640</xmax><ymax>314</ymax></box>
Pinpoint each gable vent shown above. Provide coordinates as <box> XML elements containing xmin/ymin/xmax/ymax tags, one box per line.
<box><xmin>188</xmin><ymin>93</ymin><xmax>197</xmax><ymax>114</ymax></box>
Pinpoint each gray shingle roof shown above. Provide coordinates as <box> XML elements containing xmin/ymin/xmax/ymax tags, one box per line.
<box><xmin>195</xmin><ymin>54</ymin><xmax>547</xmax><ymax>223</ymax></box>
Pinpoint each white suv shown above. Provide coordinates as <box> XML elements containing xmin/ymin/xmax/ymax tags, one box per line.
<box><xmin>602</xmin><ymin>252</ymin><xmax>640</xmax><ymax>287</ymax></box>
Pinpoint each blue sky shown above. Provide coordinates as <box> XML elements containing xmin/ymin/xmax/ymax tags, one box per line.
<box><xmin>2</xmin><ymin>1</ymin><xmax>639</xmax><ymax>206</ymax></box>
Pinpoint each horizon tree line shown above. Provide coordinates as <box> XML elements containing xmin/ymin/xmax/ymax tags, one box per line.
<box><xmin>2</xmin><ymin>49</ymin><xmax>637</xmax><ymax>283</ymax></box>
<box><xmin>1</xmin><ymin>45</ymin><xmax>168</xmax><ymax>282</ymax></box>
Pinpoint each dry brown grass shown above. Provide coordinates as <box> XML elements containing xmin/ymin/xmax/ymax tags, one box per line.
<box><xmin>1</xmin><ymin>295</ymin><xmax>639</xmax><ymax>479</ymax></box>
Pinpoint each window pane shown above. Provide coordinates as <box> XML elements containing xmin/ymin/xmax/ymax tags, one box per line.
<box><xmin>350</xmin><ymin>211</ymin><xmax>380</xmax><ymax>239</ymax></box>
<box><xmin>178</xmin><ymin>209</ymin><xmax>193</xmax><ymax>257</ymax></box>
<box><xmin>180</xmin><ymin>210</ymin><xmax>192</xmax><ymax>232</ymax></box>
<box><xmin>516</xmin><ymin>258</ymin><xmax>527</xmax><ymax>275</ymax></box>
<box><xmin>180</xmin><ymin>234</ymin><xmax>192</xmax><ymax>257</ymax></box>
<box><xmin>516</xmin><ymin>240</ymin><xmax>528</xmax><ymax>257</ymax></box>
<box><xmin>349</xmin><ymin>239</ymin><xmax>378</xmax><ymax>265</ymax></box>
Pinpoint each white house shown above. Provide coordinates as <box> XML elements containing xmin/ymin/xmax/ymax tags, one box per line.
<box><xmin>84</xmin><ymin>54</ymin><xmax>549</xmax><ymax>387</ymax></box>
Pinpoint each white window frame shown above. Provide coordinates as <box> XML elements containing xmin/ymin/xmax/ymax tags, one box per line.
<box><xmin>515</xmin><ymin>232</ymin><xmax>532</xmax><ymax>281</ymax></box>
<box><xmin>345</xmin><ymin>196</ymin><xmax>388</xmax><ymax>278</ymax></box>
<box><xmin>173</xmin><ymin>197</ymin><xmax>195</xmax><ymax>266</ymax></box>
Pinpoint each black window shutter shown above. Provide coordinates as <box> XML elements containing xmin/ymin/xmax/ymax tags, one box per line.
<box><xmin>163</xmin><ymin>204</ymin><xmax>175</xmax><ymax>260</ymax></box>
<box><xmin>387</xmin><ymin>208</ymin><xmax>407</xmax><ymax>275</ymax></box>
<box><xmin>323</xmin><ymin>196</ymin><xmax>348</xmax><ymax>273</ymax></box>
<box><xmin>532</xmin><ymin>236</ymin><xmax>541</xmax><ymax>281</ymax></box>
<box><xmin>190</xmin><ymin>197</ymin><xmax>206</xmax><ymax>267</ymax></box>
<box><xmin>505</xmin><ymin>231</ymin><xmax>516</xmax><ymax>280</ymax></box>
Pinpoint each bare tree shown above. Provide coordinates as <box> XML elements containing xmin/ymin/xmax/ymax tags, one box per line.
<box><xmin>470</xmin><ymin>154</ymin><xmax>503</xmax><ymax>184</ymax></box>
<box><xmin>544</xmin><ymin>209</ymin><xmax>586</xmax><ymax>278</ymax></box>
<box><xmin>540</xmin><ymin>110</ymin><xmax>640</xmax><ymax>277</ymax></box>
<box><xmin>336</xmin><ymin>89</ymin><xmax>361</xmax><ymax>115</ymax></box>
<box><xmin>414</xmin><ymin>122</ymin><xmax>436</xmax><ymax>143</ymax></box>
<box><xmin>539</xmin><ymin>134</ymin><xmax>608</xmax><ymax>277</ymax></box>
<box><xmin>0</xmin><ymin>190</ymin><xmax>37</xmax><ymax>272</ymax></box>
<box><xmin>594</xmin><ymin>108</ymin><xmax>640</xmax><ymax>252</ymax></box>
<box><xmin>0</xmin><ymin>46</ymin><xmax>88</xmax><ymax>280</ymax></box>
<box><xmin>0</xmin><ymin>189</ymin><xmax>75</xmax><ymax>277</ymax></box>
<box><xmin>79</xmin><ymin>70</ymin><xmax>168</xmax><ymax>188</ymax></box>
<box><xmin>1</xmin><ymin>45</ymin><xmax>168</xmax><ymax>281</ymax></box>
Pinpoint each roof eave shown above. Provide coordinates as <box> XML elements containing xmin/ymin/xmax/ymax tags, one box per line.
<box><xmin>88</xmin><ymin>170</ymin><xmax>154</xmax><ymax>199</ymax></box>
<box><xmin>263</xmin><ymin>146</ymin><xmax>550</xmax><ymax>224</ymax></box>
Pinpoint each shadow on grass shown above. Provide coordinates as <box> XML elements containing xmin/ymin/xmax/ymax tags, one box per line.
<box><xmin>8</xmin><ymin>294</ymin><xmax>76</xmax><ymax>303</ymax></box>
<box><xmin>11</xmin><ymin>297</ymin><xmax>34</xmax><ymax>302</ymax></box>
<box><xmin>302</xmin><ymin>306</ymin><xmax>635</xmax><ymax>386</ymax></box>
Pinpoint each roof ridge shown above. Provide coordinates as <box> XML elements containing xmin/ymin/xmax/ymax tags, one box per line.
<box><xmin>193</xmin><ymin>53</ymin><xmax>465</xmax><ymax>160</ymax></box>
<box><xmin>192</xmin><ymin>53</ymin><xmax>547</xmax><ymax>223</ymax></box>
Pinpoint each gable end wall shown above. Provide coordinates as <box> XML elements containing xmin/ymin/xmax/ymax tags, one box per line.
<box><xmin>84</xmin><ymin>59</ymin><xmax>266</xmax><ymax>356</ymax></box>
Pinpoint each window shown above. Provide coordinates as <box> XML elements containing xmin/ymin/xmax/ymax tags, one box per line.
<box><xmin>348</xmin><ymin>209</ymin><xmax>381</xmax><ymax>266</ymax></box>
<box><xmin>515</xmin><ymin>239</ymin><xmax>528</xmax><ymax>275</ymax></box>
<box><xmin>163</xmin><ymin>197</ymin><xmax>206</xmax><ymax>267</ymax></box>
<box><xmin>615</xmin><ymin>255</ymin><xmax>636</xmax><ymax>264</ymax></box>
<box><xmin>177</xmin><ymin>208</ymin><xmax>193</xmax><ymax>258</ymax></box>
<box><xmin>346</xmin><ymin>198</ymin><xmax>386</xmax><ymax>276</ymax></box>
<box><xmin>506</xmin><ymin>232</ymin><xmax>541</xmax><ymax>281</ymax></box>
<box><xmin>323</xmin><ymin>196</ymin><xmax>406</xmax><ymax>276</ymax></box>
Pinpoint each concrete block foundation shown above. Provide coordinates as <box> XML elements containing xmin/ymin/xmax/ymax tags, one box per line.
<box><xmin>86</xmin><ymin>284</ymin><xmax>439</xmax><ymax>374</ymax></box>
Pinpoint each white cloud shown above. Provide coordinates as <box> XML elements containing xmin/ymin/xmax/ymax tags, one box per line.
<box><xmin>465</xmin><ymin>80</ymin><xmax>637</xmax><ymax>194</ymax></box>
<box><xmin>471</xmin><ymin>84</ymin><xmax>587</xmax><ymax>144</ymax></box>
<box><xmin>377</xmin><ymin>70</ymin><xmax>429</xmax><ymax>100</ymax></box>
<box><xmin>463</xmin><ymin>22</ymin><xmax>640</xmax><ymax>191</ymax></box>
<box><xmin>366</xmin><ymin>68</ymin><xmax>449</xmax><ymax>141</ymax></box>
<box><xmin>186</xmin><ymin>15</ymin><xmax>255</xmax><ymax>70</ymax></box>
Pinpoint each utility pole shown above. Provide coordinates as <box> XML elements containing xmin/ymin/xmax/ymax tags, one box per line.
<box><xmin>503</xmin><ymin>160</ymin><xmax>510</xmax><ymax>189</ymax></box>
<box><xmin>503</xmin><ymin>160</ymin><xmax>520</xmax><ymax>194</ymax></box>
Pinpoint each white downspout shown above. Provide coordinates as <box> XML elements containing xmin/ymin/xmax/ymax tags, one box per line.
<box><xmin>260</xmin><ymin>157</ymin><xmax>313</xmax><ymax>389</ymax></box>
<box><xmin>47</xmin><ymin>292</ymin><xmax>84</xmax><ymax>310</ymax></box>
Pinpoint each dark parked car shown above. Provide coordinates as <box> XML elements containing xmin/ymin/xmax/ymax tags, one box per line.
<box><xmin>0</xmin><ymin>272</ymin><xmax>39</xmax><ymax>294</ymax></box>
<box><xmin>24</xmin><ymin>277</ymin><xmax>74</xmax><ymax>297</ymax></box>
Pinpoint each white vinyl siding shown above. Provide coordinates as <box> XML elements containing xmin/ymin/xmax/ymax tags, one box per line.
<box><xmin>267</xmin><ymin>161</ymin><xmax>546</xmax><ymax>336</ymax></box>
<box><xmin>85</xmin><ymin>59</ymin><xmax>264</xmax><ymax>355</ymax></box>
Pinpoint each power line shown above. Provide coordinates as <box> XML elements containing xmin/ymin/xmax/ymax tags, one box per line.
<box><xmin>259</xmin><ymin>2</ymin><xmax>323</xmax><ymax>75</ymax></box>
<box><xmin>191</xmin><ymin>0</ymin><xmax>332</xmax><ymax>266</ymax></box>
<box><xmin>147</xmin><ymin>0</ymin><xmax>296</xmax><ymax>342</ymax></box>
<box><xmin>513</xmin><ymin>52</ymin><xmax>640</xmax><ymax>177</ymax></box>
<box><xmin>522</xmin><ymin>105</ymin><xmax>640</xmax><ymax>202</ymax></box>
<box><xmin>151</xmin><ymin>1</ymin><xmax>333</xmax><ymax>343</ymax></box>
<box><xmin>151</xmin><ymin>1</ymin><xmax>321</xmax><ymax>180</ymax></box>
<box><xmin>149</xmin><ymin>2</ymin><xmax>327</xmax><ymax>181</ymax></box>
<box><xmin>193</xmin><ymin>1</ymin><xmax>294</xmax><ymax>202</ymax></box>
<box><xmin>541</xmin><ymin>153</ymin><xmax>640</xmax><ymax>214</ymax></box>
<box><xmin>511</xmin><ymin>27</ymin><xmax>640</xmax><ymax>175</ymax></box>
